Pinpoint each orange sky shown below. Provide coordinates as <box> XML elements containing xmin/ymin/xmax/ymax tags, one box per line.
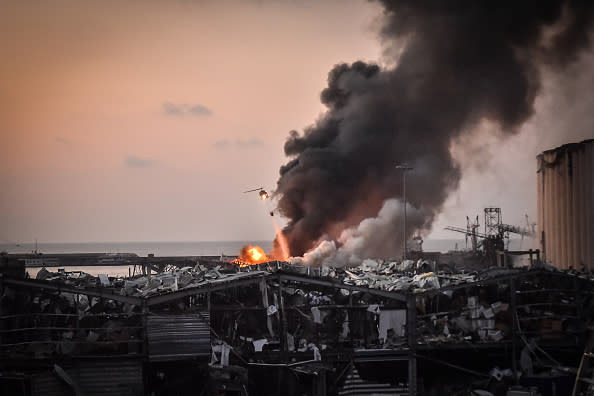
<box><xmin>1</xmin><ymin>0</ymin><xmax>592</xmax><ymax>244</ymax></box>
<box><xmin>0</xmin><ymin>0</ymin><xmax>385</xmax><ymax>242</ymax></box>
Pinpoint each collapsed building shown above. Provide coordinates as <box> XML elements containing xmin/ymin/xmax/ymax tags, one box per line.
<box><xmin>2</xmin><ymin>252</ymin><xmax>593</xmax><ymax>396</ymax></box>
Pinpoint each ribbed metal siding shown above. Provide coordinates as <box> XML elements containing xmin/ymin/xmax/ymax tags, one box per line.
<box><xmin>338</xmin><ymin>365</ymin><xmax>408</xmax><ymax>396</ymax></box>
<box><xmin>537</xmin><ymin>139</ymin><xmax>594</xmax><ymax>270</ymax></box>
<box><xmin>31</xmin><ymin>373</ymin><xmax>70</xmax><ymax>396</ymax></box>
<box><xmin>76</xmin><ymin>359</ymin><xmax>143</xmax><ymax>396</ymax></box>
<box><xmin>31</xmin><ymin>359</ymin><xmax>143</xmax><ymax>396</ymax></box>
<box><xmin>147</xmin><ymin>313</ymin><xmax>211</xmax><ymax>361</ymax></box>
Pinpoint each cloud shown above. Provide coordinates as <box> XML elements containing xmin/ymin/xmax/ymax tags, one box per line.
<box><xmin>188</xmin><ymin>104</ymin><xmax>212</xmax><ymax>116</ymax></box>
<box><xmin>163</xmin><ymin>102</ymin><xmax>184</xmax><ymax>116</ymax></box>
<box><xmin>213</xmin><ymin>138</ymin><xmax>264</xmax><ymax>149</ymax></box>
<box><xmin>163</xmin><ymin>101</ymin><xmax>212</xmax><ymax>117</ymax></box>
<box><xmin>213</xmin><ymin>140</ymin><xmax>230</xmax><ymax>149</ymax></box>
<box><xmin>55</xmin><ymin>137</ymin><xmax>70</xmax><ymax>145</ymax></box>
<box><xmin>125</xmin><ymin>156</ymin><xmax>155</xmax><ymax>168</ymax></box>
<box><xmin>236</xmin><ymin>138</ymin><xmax>263</xmax><ymax>147</ymax></box>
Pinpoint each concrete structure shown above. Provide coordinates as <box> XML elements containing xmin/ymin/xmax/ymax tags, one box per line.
<box><xmin>537</xmin><ymin>139</ymin><xmax>594</xmax><ymax>270</ymax></box>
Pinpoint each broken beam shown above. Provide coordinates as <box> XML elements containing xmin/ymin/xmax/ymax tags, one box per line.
<box><xmin>2</xmin><ymin>276</ymin><xmax>141</xmax><ymax>305</ymax></box>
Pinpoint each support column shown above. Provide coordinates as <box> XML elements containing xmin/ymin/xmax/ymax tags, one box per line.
<box><xmin>407</xmin><ymin>294</ymin><xmax>417</xmax><ymax>395</ymax></box>
<box><xmin>74</xmin><ymin>294</ymin><xmax>80</xmax><ymax>326</ymax></box>
<box><xmin>316</xmin><ymin>369</ymin><xmax>327</xmax><ymax>396</ymax></box>
<box><xmin>510</xmin><ymin>278</ymin><xmax>518</xmax><ymax>380</ymax></box>
<box><xmin>277</xmin><ymin>275</ymin><xmax>289</xmax><ymax>362</ymax></box>
<box><xmin>0</xmin><ymin>277</ymin><xmax>3</xmax><ymax>348</ymax></box>
<box><xmin>141</xmin><ymin>299</ymin><xmax>148</xmax><ymax>358</ymax></box>
<box><xmin>349</xmin><ymin>290</ymin><xmax>354</xmax><ymax>347</ymax></box>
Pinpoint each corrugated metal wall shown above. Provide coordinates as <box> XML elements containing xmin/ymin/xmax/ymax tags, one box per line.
<box><xmin>30</xmin><ymin>372</ymin><xmax>70</xmax><ymax>396</ymax></box>
<box><xmin>31</xmin><ymin>358</ymin><xmax>143</xmax><ymax>396</ymax></box>
<box><xmin>338</xmin><ymin>365</ymin><xmax>408</xmax><ymax>396</ymax></box>
<box><xmin>537</xmin><ymin>139</ymin><xmax>594</xmax><ymax>270</ymax></box>
<box><xmin>147</xmin><ymin>312</ymin><xmax>211</xmax><ymax>361</ymax></box>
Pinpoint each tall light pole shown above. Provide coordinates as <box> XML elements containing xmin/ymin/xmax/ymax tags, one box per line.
<box><xmin>395</xmin><ymin>163</ymin><xmax>413</xmax><ymax>260</ymax></box>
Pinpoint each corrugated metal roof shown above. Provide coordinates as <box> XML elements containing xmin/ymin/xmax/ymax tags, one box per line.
<box><xmin>147</xmin><ymin>312</ymin><xmax>211</xmax><ymax>361</ymax></box>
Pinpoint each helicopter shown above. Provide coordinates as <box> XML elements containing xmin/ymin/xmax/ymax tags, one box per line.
<box><xmin>243</xmin><ymin>187</ymin><xmax>269</xmax><ymax>200</ymax></box>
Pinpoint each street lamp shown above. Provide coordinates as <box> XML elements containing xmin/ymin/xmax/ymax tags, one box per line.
<box><xmin>395</xmin><ymin>163</ymin><xmax>413</xmax><ymax>260</ymax></box>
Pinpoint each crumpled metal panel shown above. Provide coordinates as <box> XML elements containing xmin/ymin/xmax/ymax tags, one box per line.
<box><xmin>147</xmin><ymin>312</ymin><xmax>211</xmax><ymax>361</ymax></box>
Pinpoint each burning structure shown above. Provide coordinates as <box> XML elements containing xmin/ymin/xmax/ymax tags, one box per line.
<box><xmin>271</xmin><ymin>0</ymin><xmax>594</xmax><ymax>266</ymax></box>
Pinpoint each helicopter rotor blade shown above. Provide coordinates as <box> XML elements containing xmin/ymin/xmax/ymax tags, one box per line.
<box><xmin>243</xmin><ymin>187</ymin><xmax>264</xmax><ymax>194</ymax></box>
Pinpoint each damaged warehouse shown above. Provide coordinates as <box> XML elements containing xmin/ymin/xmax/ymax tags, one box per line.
<box><xmin>2</xmin><ymin>253</ymin><xmax>594</xmax><ymax>395</ymax></box>
<box><xmin>3</xmin><ymin>0</ymin><xmax>594</xmax><ymax>393</ymax></box>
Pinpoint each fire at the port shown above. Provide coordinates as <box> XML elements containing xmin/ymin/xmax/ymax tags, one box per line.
<box><xmin>233</xmin><ymin>245</ymin><xmax>270</xmax><ymax>267</ymax></box>
<box><xmin>233</xmin><ymin>187</ymin><xmax>290</xmax><ymax>267</ymax></box>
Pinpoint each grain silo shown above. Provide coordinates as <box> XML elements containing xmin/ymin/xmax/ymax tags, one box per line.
<box><xmin>537</xmin><ymin>139</ymin><xmax>594</xmax><ymax>270</ymax></box>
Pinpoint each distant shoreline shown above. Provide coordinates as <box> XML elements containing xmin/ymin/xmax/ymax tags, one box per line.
<box><xmin>4</xmin><ymin>253</ymin><xmax>233</xmax><ymax>268</ymax></box>
<box><xmin>2</xmin><ymin>238</ymin><xmax>533</xmax><ymax>258</ymax></box>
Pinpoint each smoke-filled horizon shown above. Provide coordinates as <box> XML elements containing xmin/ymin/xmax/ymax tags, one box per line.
<box><xmin>274</xmin><ymin>0</ymin><xmax>594</xmax><ymax>260</ymax></box>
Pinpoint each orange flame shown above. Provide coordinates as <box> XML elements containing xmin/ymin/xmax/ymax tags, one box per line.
<box><xmin>273</xmin><ymin>219</ymin><xmax>290</xmax><ymax>260</ymax></box>
<box><xmin>234</xmin><ymin>245</ymin><xmax>270</xmax><ymax>267</ymax></box>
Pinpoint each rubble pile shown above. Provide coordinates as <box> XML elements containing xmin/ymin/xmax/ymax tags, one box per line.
<box><xmin>35</xmin><ymin>267</ymin><xmax>108</xmax><ymax>287</ymax></box>
<box><xmin>120</xmin><ymin>264</ymin><xmax>238</xmax><ymax>297</ymax></box>
<box><xmin>33</xmin><ymin>264</ymin><xmax>268</xmax><ymax>299</ymax></box>
<box><xmin>252</xmin><ymin>258</ymin><xmax>489</xmax><ymax>294</ymax></box>
<box><xmin>2</xmin><ymin>256</ymin><xmax>593</xmax><ymax>395</ymax></box>
<box><xmin>21</xmin><ymin>258</ymin><xmax>590</xmax><ymax>355</ymax></box>
<box><xmin>19</xmin><ymin>260</ymin><xmax>593</xmax><ymax>352</ymax></box>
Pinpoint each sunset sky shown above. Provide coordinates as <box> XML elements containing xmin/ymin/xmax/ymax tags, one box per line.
<box><xmin>2</xmin><ymin>0</ymin><xmax>593</xmax><ymax>245</ymax></box>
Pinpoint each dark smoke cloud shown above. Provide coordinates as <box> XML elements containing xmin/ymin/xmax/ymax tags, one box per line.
<box><xmin>275</xmin><ymin>0</ymin><xmax>594</xmax><ymax>258</ymax></box>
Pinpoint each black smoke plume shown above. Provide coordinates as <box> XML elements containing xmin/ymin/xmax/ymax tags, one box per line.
<box><xmin>275</xmin><ymin>0</ymin><xmax>594</xmax><ymax>258</ymax></box>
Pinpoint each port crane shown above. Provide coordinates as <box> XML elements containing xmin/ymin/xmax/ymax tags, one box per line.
<box><xmin>445</xmin><ymin>215</ymin><xmax>483</xmax><ymax>252</ymax></box>
<box><xmin>445</xmin><ymin>208</ymin><xmax>536</xmax><ymax>253</ymax></box>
